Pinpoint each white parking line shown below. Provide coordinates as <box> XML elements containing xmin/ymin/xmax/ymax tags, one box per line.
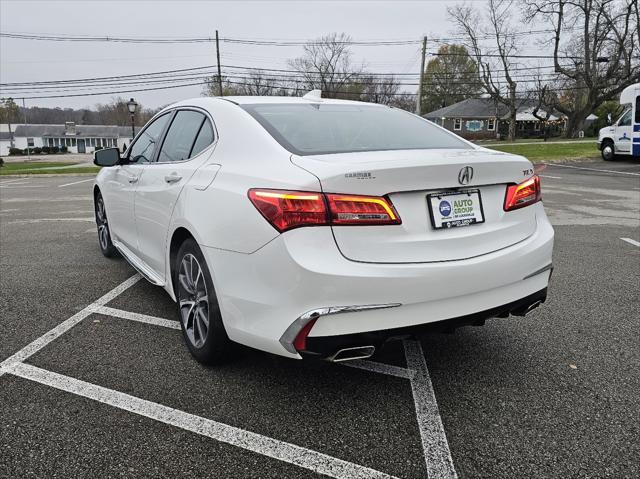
<box><xmin>404</xmin><ymin>340</ymin><xmax>458</xmax><ymax>479</ymax></box>
<box><xmin>2</xmin><ymin>362</ymin><xmax>397</xmax><ymax>479</ymax></box>
<box><xmin>5</xmin><ymin>217</ymin><xmax>94</xmax><ymax>225</ymax></box>
<box><xmin>539</xmin><ymin>175</ymin><xmax>562</xmax><ymax>179</ymax></box>
<box><xmin>546</xmin><ymin>163</ymin><xmax>640</xmax><ymax>176</ymax></box>
<box><xmin>620</xmin><ymin>237</ymin><xmax>640</xmax><ymax>247</ymax></box>
<box><xmin>0</xmin><ymin>274</ymin><xmax>141</xmax><ymax>377</ymax></box>
<box><xmin>58</xmin><ymin>178</ymin><xmax>95</xmax><ymax>188</ymax></box>
<box><xmin>0</xmin><ymin>178</ymin><xmax>27</xmax><ymax>185</ymax></box>
<box><xmin>91</xmin><ymin>305</ymin><xmax>181</xmax><ymax>330</ymax></box>
<box><xmin>344</xmin><ymin>359</ymin><xmax>415</xmax><ymax>379</ymax></box>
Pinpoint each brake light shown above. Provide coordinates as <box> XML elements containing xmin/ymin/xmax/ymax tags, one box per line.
<box><xmin>326</xmin><ymin>194</ymin><xmax>401</xmax><ymax>225</ymax></box>
<box><xmin>504</xmin><ymin>175</ymin><xmax>541</xmax><ymax>211</ymax></box>
<box><xmin>248</xmin><ymin>189</ymin><xmax>401</xmax><ymax>232</ymax></box>
<box><xmin>248</xmin><ymin>189</ymin><xmax>327</xmax><ymax>232</ymax></box>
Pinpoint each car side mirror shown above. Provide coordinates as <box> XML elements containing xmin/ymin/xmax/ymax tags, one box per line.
<box><xmin>94</xmin><ymin>147</ymin><xmax>122</xmax><ymax>167</ymax></box>
<box><xmin>606</xmin><ymin>113</ymin><xmax>612</xmax><ymax>126</ymax></box>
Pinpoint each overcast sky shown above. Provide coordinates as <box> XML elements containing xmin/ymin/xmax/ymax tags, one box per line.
<box><xmin>0</xmin><ymin>0</ymin><xmax>542</xmax><ymax>110</ymax></box>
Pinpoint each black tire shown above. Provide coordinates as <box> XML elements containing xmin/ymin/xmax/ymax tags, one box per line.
<box><xmin>601</xmin><ymin>139</ymin><xmax>617</xmax><ymax>161</ymax></box>
<box><xmin>94</xmin><ymin>191</ymin><xmax>118</xmax><ymax>258</ymax></box>
<box><xmin>175</xmin><ymin>238</ymin><xmax>231</xmax><ymax>365</ymax></box>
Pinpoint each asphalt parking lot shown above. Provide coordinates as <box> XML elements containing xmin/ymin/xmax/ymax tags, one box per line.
<box><xmin>1</xmin><ymin>160</ymin><xmax>639</xmax><ymax>479</ymax></box>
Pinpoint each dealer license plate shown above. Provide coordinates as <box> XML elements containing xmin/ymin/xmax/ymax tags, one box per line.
<box><xmin>427</xmin><ymin>190</ymin><xmax>485</xmax><ymax>229</ymax></box>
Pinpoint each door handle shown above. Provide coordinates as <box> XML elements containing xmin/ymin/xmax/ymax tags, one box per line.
<box><xmin>128</xmin><ymin>176</ymin><xmax>139</xmax><ymax>183</ymax></box>
<box><xmin>164</xmin><ymin>174</ymin><xmax>183</xmax><ymax>184</ymax></box>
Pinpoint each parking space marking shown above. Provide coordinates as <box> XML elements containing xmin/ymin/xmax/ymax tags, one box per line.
<box><xmin>2</xmin><ymin>362</ymin><xmax>397</xmax><ymax>479</ymax></box>
<box><xmin>404</xmin><ymin>340</ymin><xmax>458</xmax><ymax>479</ymax></box>
<box><xmin>0</xmin><ymin>178</ymin><xmax>28</xmax><ymax>185</ymax></box>
<box><xmin>91</xmin><ymin>305</ymin><xmax>181</xmax><ymax>330</ymax></box>
<box><xmin>344</xmin><ymin>359</ymin><xmax>415</xmax><ymax>379</ymax></box>
<box><xmin>58</xmin><ymin>178</ymin><xmax>95</xmax><ymax>188</ymax></box>
<box><xmin>5</xmin><ymin>217</ymin><xmax>94</xmax><ymax>225</ymax></box>
<box><xmin>620</xmin><ymin>237</ymin><xmax>640</xmax><ymax>247</ymax></box>
<box><xmin>539</xmin><ymin>175</ymin><xmax>562</xmax><ymax>179</ymax></box>
<box><xmin>0</xmin><ymin>274</ymin><xmax>141</xmax><ymax>378</ymax></box>
<box><xmin>546</xmin><ymin>163</ymin><xmax>640</xmax><ymax>176</ymax></box>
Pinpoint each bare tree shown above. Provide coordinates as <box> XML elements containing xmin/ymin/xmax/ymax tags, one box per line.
<box><xmin>523</xmin><ymin>0</ymin><xmax>639</xmax><ymax>137</ymax></box>
<box><xmin>449</xmin><ymin>0</ymin><xmax>522</xmax><ymax>140</ymax></box>
<box><xmin>288</xmin><ymin>33</ymin><xmax>365</xmax><ymax>98</ymax></box>
<box><xmin>203</xmin><ymin>70</ymin><xmax>285</xmax><ymax>97</ymax></box>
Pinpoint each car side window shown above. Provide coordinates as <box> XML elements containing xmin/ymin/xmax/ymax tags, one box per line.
<box><xmin>158</xmin><ymin>110</ymin><xmax>206</xmax><ymax>163</ymax></box>
<box><xmin>128</xmin><ymin>113</ymin><xmax>171</xmax><ymax>164</ymax></box>
<box><xmin>619</xmin><ymin>109</ymin><xmax>632</xmax><ymax>127</ymax></box>
<box><xmin>635</xmin><ymin>97</ymin><xmax>640</xmax><ymax>124</ymax></box>
<box><xmin>190</xmin><ymin>119</ymin><xmax>215</xmax><ymax>158</ymax></box>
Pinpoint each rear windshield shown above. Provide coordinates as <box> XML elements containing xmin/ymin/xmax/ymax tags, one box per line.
<box><xmin>241</xmin><ymin>103</ymin><xmax>470</xmax><ymax>155</ymax></box>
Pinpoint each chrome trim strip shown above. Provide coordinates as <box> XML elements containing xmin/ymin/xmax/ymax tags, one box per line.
<box><xmin>279</xmin><ymin>303</ymin><xmax>401</xmax><ymax>354</ymax></box>
<box><xmin>523</xmin><ymin>263</ymin><xmax>553</xmax><ymax>280</ymax></box>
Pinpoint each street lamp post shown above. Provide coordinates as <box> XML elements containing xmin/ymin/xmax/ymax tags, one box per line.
<box><xmin>127</xmin><ymin>98</ymin><xmax>138</xmax><ymax>141</ymax></box>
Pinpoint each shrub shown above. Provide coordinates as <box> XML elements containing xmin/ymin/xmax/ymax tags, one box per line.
<box><xmin>9</xmin><ymin>147</ymin><xmax>22</xmax><ymax>155</ymax></box>
<box><xmin>33</xmin><ymin>147</ymin><xmax>42</xmax><ymax>154</ymax></box>
<box><xmin>50</xmin><ymin>146</ymin><xmax>59</xmax><ymax>154</ymax></box>
<box><xmin>0</xmin><ymin>157</ymin><xmax>4</xmax><ymax>167</ymax></box>
<box><xmin>60</xmin><ymin>146</ymin><xmax>68</xmax><ymax>153</ymax></box>
<box><xmin>41</xmin><ymin>146</ymin><xmax>50</xmax><ymax>154</ymax></box>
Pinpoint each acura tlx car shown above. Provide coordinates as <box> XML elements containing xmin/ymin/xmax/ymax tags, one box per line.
<box><xmin>93</xmin><ymin>93</ymin><xmax>554</xmax><ymax>365</ymax></box>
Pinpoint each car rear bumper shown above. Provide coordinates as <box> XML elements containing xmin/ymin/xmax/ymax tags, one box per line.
<box><xmin>202</xmin><ymin>203</ymin><xmax>554</xmax><ymax>359</ymax></box>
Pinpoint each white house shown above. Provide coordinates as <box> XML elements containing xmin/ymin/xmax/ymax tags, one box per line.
<box><xmin>1</xmin><ymin>122</ymin><xmax>135</xmax><ymax>156</ymax></box>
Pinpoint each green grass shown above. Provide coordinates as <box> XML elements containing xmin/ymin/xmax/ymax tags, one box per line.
<box><xmin>0</xmin><ymin>161</ymin><xmax>100</xmax><ymax>175</ymax></box>
<box><xmin>486</xmin><ymin>141</ymin><xmax>600</xmax><ymax>162</ymax></box>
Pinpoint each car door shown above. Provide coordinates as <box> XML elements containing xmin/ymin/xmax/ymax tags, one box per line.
<box><xmin>615</xmin><ymin>109</ymin><xmax>633</xmax><ymax>154</ymax></box>
<box><xmin>106</xmin><ymin>112</ymin><xmax>172</xmax><ymax>254</ymax></box>
<box><xmin>134</xmin><ymin>108</ymin><xmax>216</xmax><ymax>277</ymax></box>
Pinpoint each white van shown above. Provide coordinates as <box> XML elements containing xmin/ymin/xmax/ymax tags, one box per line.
<box><xmin>598</xmin><ymin>83</ymin><xmax>639</xmax><ymax>161</ymax></box>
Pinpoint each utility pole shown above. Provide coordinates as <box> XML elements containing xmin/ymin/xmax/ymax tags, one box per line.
<box><xmin>415</xmin><ymin>36</ymin><xmax>427</xmax><ymax>115</ymax></box>
<box><xmin>215</xmin><ymin>30</ymin><xmax>223</xmax><ymax>96</ymax></box>
<box><xmin>22</xmin><ymin>97</ymin><xmax>31</xmax><ymax>161</ymax></box>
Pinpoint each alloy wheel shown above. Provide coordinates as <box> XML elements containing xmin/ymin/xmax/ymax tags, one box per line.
<box><xmin>177</xmin><ymin>253</ymin><xmax>210</xmax><ymax>348</ymax></box>
<box><xmin>96</xmin><ymin>197</ymin><xmax>110</xmax><ymax>251</ymax></box>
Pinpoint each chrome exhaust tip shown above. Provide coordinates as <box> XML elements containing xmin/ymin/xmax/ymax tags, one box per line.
<box><xmin>327</xmin><ymin>345</ymin><xmax>376</xmax><ymax>362</ymax></box>
<box><xmin>512</xmin><ymin>299</ymin><xmax>543</xmax><ymax>317</ymax></box>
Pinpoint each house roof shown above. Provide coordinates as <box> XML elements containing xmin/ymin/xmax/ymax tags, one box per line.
<box><xmin>0</xmin><ymin>131</ymin><xmax>14</xmax><ymax>140</ymax></box>
<box><xmin>424</xmin><ymin>97</ymin><xmax>565</xmax><ymax>121</ymax></box>
<box><xmin>14</xmin><ymin>124</ymin><xmax>128</xmax><ymax>138</ymax></box>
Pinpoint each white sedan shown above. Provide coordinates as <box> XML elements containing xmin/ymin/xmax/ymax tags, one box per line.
<box><xmin>93</xmin><ymin>94</ymin><xmax>554</xmax><ymax>364</ymax></box>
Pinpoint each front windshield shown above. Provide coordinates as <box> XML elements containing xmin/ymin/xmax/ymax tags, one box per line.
<box><xmin>241</xmin><ymin>103</ymin><xmax>471</xmax><ymax>155</ymax></box>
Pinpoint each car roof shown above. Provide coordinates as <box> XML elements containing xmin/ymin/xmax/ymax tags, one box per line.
<box><xmin>168</xmin><ymin>95</ymin><xmax>388</xmax><ymax>109</ymax></box>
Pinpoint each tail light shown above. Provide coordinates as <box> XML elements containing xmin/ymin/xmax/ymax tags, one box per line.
<box><xmin>248</xmin><ymin>189</ymin><xmax>401</xmax><ymax>232</ymax></box>
<box><xmin>504</xmin><ymin>175</ymin><xmax>541</xmax><ymax>211</ymax></box>
<box><xmin>326</xmin><ymin>194</ymin><xmax>401</xmax><ymax>225</ymax></box>
<box><xmin>292</xmin><ymin>318</ymin><xmax>317</xmax><ymax>352</ymax></box>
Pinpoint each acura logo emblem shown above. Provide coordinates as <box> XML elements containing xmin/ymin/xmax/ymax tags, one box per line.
<box><xmin>458</xmin><ymin>166</ymin><xmax>473</xmax><ymax>185</ymax></box>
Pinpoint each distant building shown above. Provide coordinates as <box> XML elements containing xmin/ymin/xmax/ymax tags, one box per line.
<box><xmin>1</xmin><ymin>122</ymin><xmax>135</xmax><ymax>155</ymax></box>
<box><xmin>424</xmin><ymin>98</ymin><xmax>567</xmax><ymax>140</ymax></box>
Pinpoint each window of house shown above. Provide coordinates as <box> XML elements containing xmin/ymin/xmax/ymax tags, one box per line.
<box><xmin>487</xmin><ymin>118</ymin><xmax>495</xmax><ymax>131</ymax></box>
<box><xmin>48</xmin><ymin>138</ymin><xmax>54</xmax><ymax>147</ymax></box>
<box><xmin>54</xmin><ymin>138</ymin><xmax>60</xmax><ymax>146</ymax></box>
<box><xmin>97</xmin><ymin>138</ymin><xmax>102</xmax><ymax>148</ymax></box>
<box><xmin>27</xmin><ymin>138</ymin><xmax>34</xmax><ymax>147</ymax></box>
<box><xmin>453</xmin><ymin>118</ymin><xmax>462</xmax><ymax>131</ymax></box>
<box><xmin>518</xmin><ymin>122</ymin><xmax>525</xmax><ymax>131</ymax></box>
<box><xmin>534</xmin><ymin>122</ymin><xmax>541</xmax><ymax>131</ymax></box>
<box><xmin>72</xmin><ymin>138</ymin><xmax>76</xmax><ymax>146</ymax></box>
